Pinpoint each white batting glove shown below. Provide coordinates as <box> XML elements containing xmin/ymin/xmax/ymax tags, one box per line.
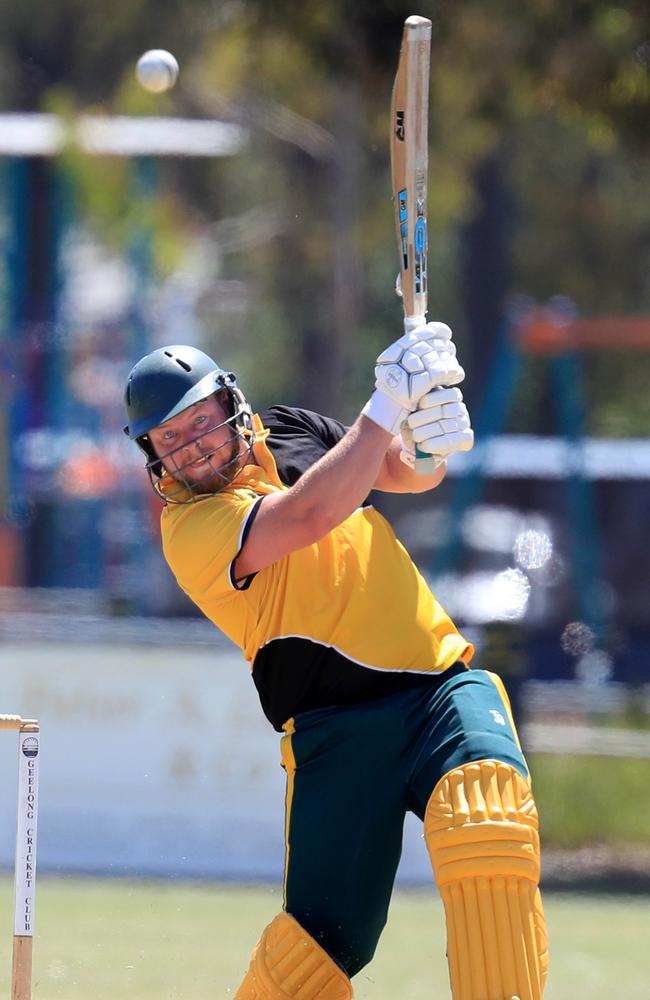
<box><xmin>362</xmin><ymin>329</ymin><xmax>452</xmax><ymax>434</ymax></box>
<box><xmin>409</xmin><ymin>321</ymin><xmax>466</xmax><ymax>387</ymax></box>
<box><xmin>399</xmin><ymin>387</ymin><xmax>474</xmax><ymax>469</ymax></box>
<box><xmin>400</xmin><ymin>426</ymin><xmax>446</xmax><ymax>472</ymax></box>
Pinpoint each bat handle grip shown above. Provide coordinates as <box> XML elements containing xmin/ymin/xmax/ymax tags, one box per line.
<box><xmin>402</xmin><ymin>314</ymin><xmax>439</xmax><ymax>475</ymax></box>
<box><xmin>414</xmin><ymin>448</ymin><xmax>441</xmax><ymax>476</ymax></box>
<box><xmin>404</xmin><ymin>314</ymin><xmax>427</xmax><ymax>332</ymax></box>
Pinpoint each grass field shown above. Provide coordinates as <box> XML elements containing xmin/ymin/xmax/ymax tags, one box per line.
<box><xmin>529</xmin><ymin>753</ymin><xmax>650</xmax><ymax>848</ymax></box>
<box><xmin>0</xmin><ymin>877</ymin><xmax>647</xmax><ymax>999</ymax></box>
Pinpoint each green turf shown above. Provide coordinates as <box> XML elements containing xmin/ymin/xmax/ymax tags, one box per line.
<box><xmin>529</xmin><ymin>752</ymin><xmax>650</xmax><ymax>848</ymax></box>
<box><xmin>0</xmin><ymin>877</ymin><xmax>647</xmax><ymax>999</ymax></box>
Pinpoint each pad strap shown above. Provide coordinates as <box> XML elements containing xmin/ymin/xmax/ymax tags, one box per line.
<box><xmin>235</xmin><ymin>912</ymin><xmax>353</xmax><ymax>1000</ymax></box>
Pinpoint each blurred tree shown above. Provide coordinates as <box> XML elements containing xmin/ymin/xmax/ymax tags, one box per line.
<box><xmin>0</xmin><ymin>0</ymin><xmax>647</xmax><ymax>424</ymax></box>
<box><xmin>180</xmin><ymin>0</ymin><xmax>650</xmax><ymax>419</ymax></box>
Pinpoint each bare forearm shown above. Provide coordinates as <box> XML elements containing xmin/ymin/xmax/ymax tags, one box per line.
<box><xmin>236</xmin><ymin>416</ymin><xmax>391</xmax><ymax>578</ymax></box>
<box><xmin>284</xmin><ymin>415</ymin><xmax>392</xmax><ymax>529</ymax></box>
<box><xmin>375</xmin><ymin>437</ymin><xmax>447</xmax><ymax>493</ymax></box>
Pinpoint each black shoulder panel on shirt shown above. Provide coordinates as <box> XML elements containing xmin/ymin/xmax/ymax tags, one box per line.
<box><xmin>260</xmin><ymin>405</ymin><xmax>348</xmax><ymax>487</ymax></box>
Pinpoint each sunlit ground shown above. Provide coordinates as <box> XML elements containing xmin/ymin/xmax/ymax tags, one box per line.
<box><xmin>0</xmin><ymin>877</ymin><xmax>648</xmax><ymax>999</ymax></box>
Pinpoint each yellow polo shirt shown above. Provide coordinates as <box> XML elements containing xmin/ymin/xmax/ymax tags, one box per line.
<box><xmin>161</xmin><ymin>406</ymin><xmax>473</xmax><ymax>729</ymax></box>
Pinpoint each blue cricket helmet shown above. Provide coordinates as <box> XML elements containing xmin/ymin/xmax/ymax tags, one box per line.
<box><xmin>124</xmin><ymin>345</ymin><xmax>235</xmax><ymax>441</ymax></box>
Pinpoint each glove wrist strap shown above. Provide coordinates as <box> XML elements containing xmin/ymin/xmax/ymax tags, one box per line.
<box><xmin>362</xmin><ymin>390</ymin><xmax>407</xmax><ymax>435</ymax></box>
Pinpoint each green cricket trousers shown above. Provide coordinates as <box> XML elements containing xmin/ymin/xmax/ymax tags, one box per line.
<box><xmin>279</xmin><ymin>663</ymin><xmax>529</xmax><ymax>977</ymax></box>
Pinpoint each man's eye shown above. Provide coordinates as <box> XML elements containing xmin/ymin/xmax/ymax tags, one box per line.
<box><xmin>164</xmin><ymin>431</ymin><xmax>176</xmax><ymax>441</ymax></box>
<box><xmin>195</xmin><ymin>415</ymin><xmax>208</xmax><ymax>426</ymax></box>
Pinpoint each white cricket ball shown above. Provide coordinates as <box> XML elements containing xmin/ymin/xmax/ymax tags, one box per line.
<box><xmin>135</xmin><ymin>49</ymin><xmax>179</xmax><ymax>94</ymax></box>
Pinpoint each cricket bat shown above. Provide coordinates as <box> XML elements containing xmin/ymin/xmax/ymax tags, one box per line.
<box><xmin>390</xmin><ymin>14</ymin><xmax>437</xmax><ymax>474</ymax></box>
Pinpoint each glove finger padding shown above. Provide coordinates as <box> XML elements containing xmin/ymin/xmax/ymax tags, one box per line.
<box><xmin>416</xmin><ymin>386</ymin><xmax>464</xmax><ymax>411</ymax></box>
<box><xmin>407</xmin><ymin>388</ymin><xmax>470</xmax><ymax>434</ymax></box>
<box><xmin>379</xmin><ymin>345</ymin><xmax>463</xmax><ymax>390</ymax></box>
<box><xmin>399</xmin><ymin>426</ymin><xmax>445</xmax><ymax>471</ymax></box>
<box><xmin>413</xmin><ymin>420</ymin><xmax>474</xmax><ymax>455</ymax></box>
<box><xmin>410</xmin><ymin>408</ymin><xmax>473</xmax><ymax>441</ymax></box>
<box><xmin>408</xmin><ymin>320</ymin><xmax>454</xmax><ymax>343</ymax></box>
<box><xmin>405</xmin><ymin>387</ymin><xmax>474</xmax><ymax>458</ymax></box>
<box><xmin>406</xmin><ymin>322</ymin><xmax>465</xmax><ymax>386</ymax></box>
<box><xmin>374</xmin><ymin>329</ymin><xmax>423</xmax><ymax>365</ymax></box>
<box><xmin>376</xmin><ymin>325</ymin><xmax>456</xmax><ymax>364</ymax></box>
<box><xmin>425</xmin><ymin>356</ymin><xmax>465</xmax><ymax>386</ymax></box>
<box><xmin>417</xmin><ymin>426</ymin><xmax>474</xmax><ymax>457</ymax></box>
<box><xmin>375</xmin><ymin>333</ymin><xmax>456</xmax><ymax>370</ymax></box>
<box><xmin>409</xmin><ymin>401</ymin><xmax>466</xmax><ymax>426</ymax></box>
<box><xmin>363</xmin><ymin>323</ymin><xmax>465</xmax><ymax>435</ymax></box>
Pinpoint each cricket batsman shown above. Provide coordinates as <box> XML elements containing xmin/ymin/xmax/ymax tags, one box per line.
<box><xmin>124</xmin><ymin>322</ymin><xmax>548</xmax><ymax>999</ymax></box>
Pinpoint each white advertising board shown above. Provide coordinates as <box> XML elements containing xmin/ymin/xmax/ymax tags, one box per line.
<box><xmin>0</xmin><ymin>620</ymin><xmax>433</xmax><ymax>883</ymax></box>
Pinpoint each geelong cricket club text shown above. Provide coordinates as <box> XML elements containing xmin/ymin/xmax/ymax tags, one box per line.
<box><xmin>19</xmin><ymin>755</ymin><xmax>38</xmax><ymax>933</ymax></box>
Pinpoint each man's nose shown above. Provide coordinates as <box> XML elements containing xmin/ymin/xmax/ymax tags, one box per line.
<box><xmin>183</xmin><ymin>436</ymin><xmax>202</xmax><ymax>454</ymax></box>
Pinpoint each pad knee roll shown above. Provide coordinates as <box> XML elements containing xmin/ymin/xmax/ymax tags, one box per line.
<box><xmin>234</xmin><ymin>912</ymin><xmax>353</xmax><ymax>1000</ymax></box>
<box><xmin>425</xmin><ymin>760</ymin><xmax>548</xmax><ymax>1000</ymax></box>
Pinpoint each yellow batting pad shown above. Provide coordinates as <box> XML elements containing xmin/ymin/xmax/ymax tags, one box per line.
<box><xmin>425</xmin><ymin>760</ymin><xmax>548</xmax><ymax>1000</ymax></box>
<box><xmin>234</xmin><ymin>912</ymin><xmax>353</xmax><ymax>1000</ymax></box>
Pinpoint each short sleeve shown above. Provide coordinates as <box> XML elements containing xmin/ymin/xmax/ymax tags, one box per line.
<box><xmin>261</xmin><ymin>405</ymin><xmax>349</xmax><ymax>486</ymax></box>
<box><xmin>161</xmin><ymin>492</ymin><xmax>260</xmax><ymax>605</ymax></box>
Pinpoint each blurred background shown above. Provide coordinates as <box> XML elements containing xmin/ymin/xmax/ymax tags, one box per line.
<box><xmin>1</xmin><ymin>1</ymin><xmax>649</xmax><ymax>997</ymax></box>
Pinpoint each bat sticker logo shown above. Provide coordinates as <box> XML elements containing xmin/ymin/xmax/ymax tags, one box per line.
<box><xmin>398</xmin><ymin>189</ymin><xmax>409</xmax><ymax>269</ymax></box>
<box><xmin>414</xmin><ymin>210</ymin><xmax>427</xmax><ymax>294</ymax></box>
<box><xmin>395</xmin><ymin>110</ymin><xmax>405</xmax><ymax>141</ymax></box>
<box><xmin>414</xmin><ymin>217</ymin><xmax>427</xmax><ymax>256</ymax></box>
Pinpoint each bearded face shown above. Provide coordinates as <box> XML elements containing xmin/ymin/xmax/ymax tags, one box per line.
<box><xmin>147</xmin><ymin>392</ymin><xmax>250</xmax><ymax>501</ymax></box>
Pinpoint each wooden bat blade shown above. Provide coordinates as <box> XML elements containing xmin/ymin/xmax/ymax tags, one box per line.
<box><xmin>390</xmin><ymin>15</ymin><xmax>431</xmax><ymax>325</ymax></box>
<box><xmin>391</xmin><ymin>15</ymin><xmax>439</xmax><ymax>475</ymax></box>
